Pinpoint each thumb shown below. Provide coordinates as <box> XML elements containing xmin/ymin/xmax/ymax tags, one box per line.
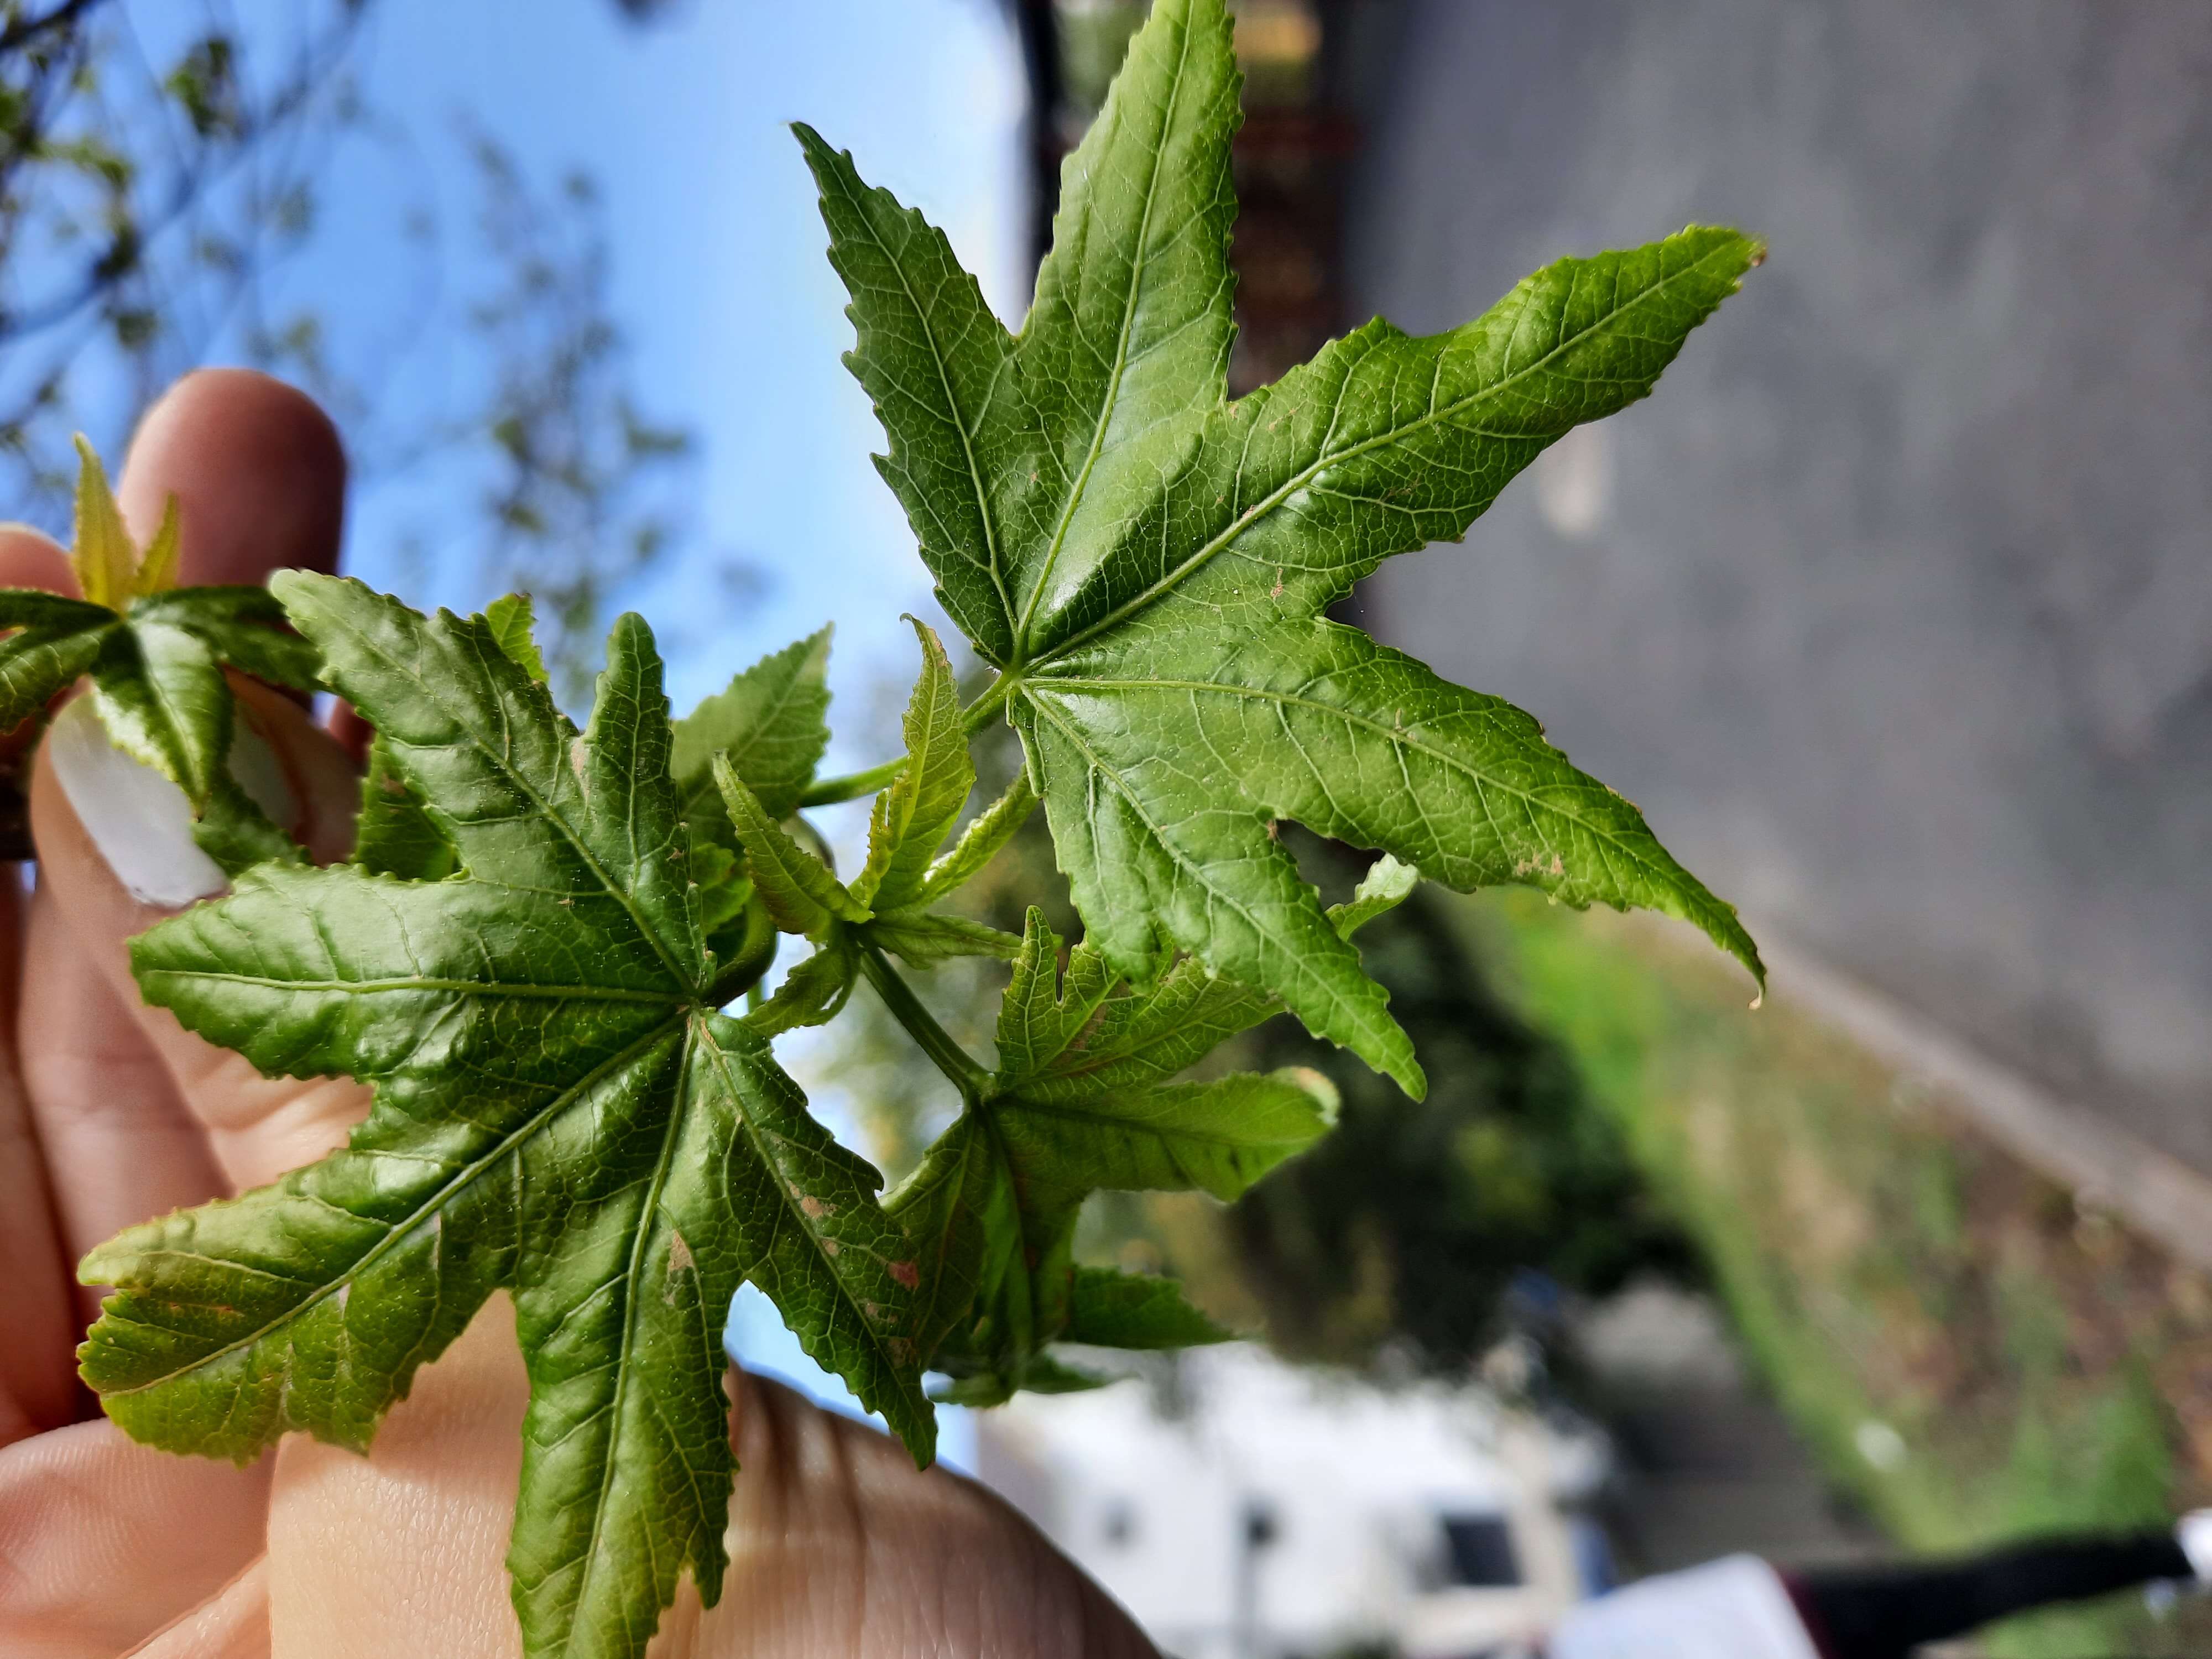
<box><xmin>265</xmin><ymin>1296</ymin><xmax>527</xmax><ymax>1658</ymax></box>
<box><xmin>29</xmin><ymin>674</ymin><xmax>367</xmax><ymax>1192</ymax></box>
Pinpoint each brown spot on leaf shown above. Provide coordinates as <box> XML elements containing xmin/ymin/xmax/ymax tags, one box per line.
<box><xmin>799</xmin><ymin>1195</ymin><xmax>833</xmax><ymax>1219</ymax></box>
<box><xmin>664</xmin><ymin>1230</ymin><xmax>695</xmax><ymax>1302</ymax></box>
<box><xmin>888</xmin><ymin>1259</ymin><xmax>919</xmax><ymax>1290</ymax></box>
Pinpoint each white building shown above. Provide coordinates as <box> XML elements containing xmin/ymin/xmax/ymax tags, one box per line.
<box><xmin>974</xmin><ymin>1345</ymin><xmax>1614</xmax><ymax>1659</ymax></box>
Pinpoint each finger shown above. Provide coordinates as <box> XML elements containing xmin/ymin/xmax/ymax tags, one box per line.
<box><xmin>129</xmin><ymin>1557</ymin><xmax>269</xmax><ymax>1659</ymax></box>
<box><xmin>327</xmin><ymin>698</ymin><xmax>372</xmax><ymax>764</ymax></box>
<box><xmin>0</xmin><ymin>1417</ymin><xmax>270</xmax><ymax>1658</ymax></box>
<box><xmin>267</xmin><ymin>1297</ymin><xmax>527</xmax><ymax>1659</ymax></box>
<box><xmin>0</xmin><ymin>874</ymin><xmax>84</xmax><ymax>1443</ymax></box>
<box><xmin>0</xmin><ymin>520</ymin><xmax>77</xmax><ymax>599</ymax></box>
<box><xmin>117</xmin><ymin>369</ymin><xmax>346</xmax><ymax>586</ymax></box>
<box><xmin>262</xmin><ymin>1302</ymin><xmax>1159</xmax><ymax>1659</ymax></box>
<box><xmin>696</xmin><ymin>1375</ymin><xmax>1157</xmax><ymax>1658</ymax></box>
<box><xmin>21</xmin><ymin>877</ymin><xmax>220</xmax><ymax>1318</ymax></box>
<box><xmin>0</xmin><ymin>526</ymin><xmax>89</xmax><ymax>1436</ymax></box>
<box><xmin>27</xmin><ymin>691</ymin><xmax>366</xmax><ymax>1197</ymax></box>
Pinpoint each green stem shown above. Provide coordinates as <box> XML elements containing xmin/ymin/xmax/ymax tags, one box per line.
<box><xmin>797</xmin><ymin>754</ymin><xmax>906</xmax><ymax>808</ymax></box>
<box><xmin>962</xmin><ymin>669</ymin><xmax>1017</xmax><ymax>733</ymax></box>
<box><xmin>705</xmin><ymin>902</ymin><xmax>780</xmax><ymax>1008</ymax></box>
<box><xmin>795</xmin><ymin>670</ymin><xmax>1021</xmax><ymax>807</ymax></box>
<box><xmin>857</xmin><ymin>943</ymin><xmax>992</xmax><ymax>1109</ymax></box>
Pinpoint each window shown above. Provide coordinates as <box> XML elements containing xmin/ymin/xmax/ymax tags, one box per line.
<box><xmin>1439</xmin><ymin>1514</ymin><xmax>1522</xmax><ymax>1589</ymax></box>
<box><xmin>1100</xmin><ymin>1498</ymin><xmax>1137</xmax><ymax>1548</ymax></box>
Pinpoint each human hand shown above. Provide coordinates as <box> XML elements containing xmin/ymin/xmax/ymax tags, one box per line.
<box><xmin>0</xmin><ymin>372</ymin><xmax>1154</xmax><ymax>1659</ymax></box>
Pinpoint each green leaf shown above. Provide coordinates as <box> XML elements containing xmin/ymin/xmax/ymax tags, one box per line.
<box><xmin>194</xmin><ymin>774</ymin><xmax>305</xmax><ymax>875</ymax></box>
<box><xmin>71</xmin><ymin>434</ymin><xmax>142</xmax><ymax>608</ymax></box>
<box><xmin>992</xmin><ymin>909</ymin><xmax>1276</xmax><ymax>1104</ymax></box>
<box><xmin>851</xmin><ymin>618</ymin><xmax>970</xmax><ymax>912</ymax></box>
<box><xmin>889</xmin><ymin>909</ymin><xmax>1333</xmax><ymax>1390</ymax></box>
<box><xmin>713</xmin><ymin>754</ymin><xmax>869</xmax><ymax>933</ymax></box>
<box><xmin>1011</xmin><ymin>1353</ymin><xmax>1117</xmax><ymax>1393</ymax></box>
<box><xmin>672</xmin><ymin>627</ymin><xmax>831</xmax><ymax>829</ymax></box>
<box><xmin>136</xmin><ymin>586</ymin><xmax>324</xmax><ymax>696</ymax></box>
<box><xmin>1331</xmin><ymin>853</ymin><xmax>1420</xmax><ymax>938</ymax></box>
<box><xmin>807</xmin><ymin>0</ymin><xmax>1763</xmax><ymax>1094</ymax></box>
<box><xmin>0</xmin><ymin>448</ymin><xmax>327</xmax><ymax>874</ymax></box>
<box><xmin>997</xmin><ymin>1067</ymin><xmax>1338</xmax><ymax>1206</ymax></box>
<box><xmin>353</xmin><ymin>731</ymin><xmax>458</xmax><ymax>881</ymax></box>
<box><xmin>79</xmin><ymin>615</ymin><xmax>297</xmax><ymax>879</ymax></box>
<box><xmin>885</xmin><ymin>1112</ymin><xmax>1015</xmax><ymax>1359</ymax></box>
<box><xmin>351</xmin><ymin>594</ymin><xmax>559</xmax><ymax>884</ymax></box>
<box><xmin>0</xmin><ymin>588</ymin><xmax>288</xmax><ymax>820</ymax></box>
<box><xmin>744</xmin><ymin>936</ymin><xmax>858</xmax><ymax>1037</ymax></box>
<box><xmin>1063</xmin><ymin>1267</ymin><xmax>1232</xmax><ymax>1350</ymax></box>
<box><xmin>86</xmin><ymin>618</ymin><xmax>227</xmax><ymax>802</ymax></box>
<box><xmin>483</xmin><ymin>591</ymin><xmax>550</xmax><ymax>684</ymax></box>
<box><xmin>85</xmin><ymin>576</ymin><xmax>932</xmax><ymax>1659</ymax></box>
<box><xmin>688</xmin><ymin>839</ymin><xmax>757</xmax><ymax>963</ymax></box>
<box><xmin>910</xmin><ymin>769</ymin><xmax>1035</xmax><ymax>909</ymax></box>
<box><xmin>864</xmin><ymin>909</ymin><xmax>1021</xmax><ymax>968</ymax></box>
<box><xmin>0</xmin><ymin>592</ymin><xmax>114</xmax><ymax>729</ymax></box>
<box><xmin>794</xmin><ymin>126</ymin><xmax>1020</xmax><ymax>665</ymax></box>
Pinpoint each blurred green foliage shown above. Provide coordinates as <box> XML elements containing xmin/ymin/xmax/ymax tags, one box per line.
<box><xmin>1469</xmin><ymin>888</ymin><xmax>2212</xmax><ymax>1658</ymax></box>
<box><xmin>1224</xmin><ymin>836</ymin><xmax>1697</xmax><ymax>1372</ymax></box>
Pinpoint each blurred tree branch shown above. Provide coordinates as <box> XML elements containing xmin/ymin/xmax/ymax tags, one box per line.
<box><xmin>0</xmin><ymin>0</ymin><xmax>716</xmax><ymax>678</ymax></box>
<box><xmin>0</xmin><ymin>0</ymin><xmax>100</xmax><ymax>55</ymax></box>
<box><xmin>0</xmin><ymin>0</ymin><xmax>379</xmax><ymax>509</ymax></box>
<box><xmin>449</xmin><ymin>129</ymin><xmax>705</xmax><ymax>703</ymax></box>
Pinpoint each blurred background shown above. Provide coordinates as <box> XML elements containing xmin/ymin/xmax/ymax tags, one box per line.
<box><xmin>6</xmin><ymin>1</ymin><xmax>2209</xmax><ymax>1654</ymax></box>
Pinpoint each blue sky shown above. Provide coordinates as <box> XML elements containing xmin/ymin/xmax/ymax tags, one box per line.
<box><xmin>281</xmin><ymin>0</ymin><xmax>1028</xmax><ymax>746</ymax></box>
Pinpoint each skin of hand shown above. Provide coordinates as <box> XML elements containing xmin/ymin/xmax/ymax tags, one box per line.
<box><xmin>0</xmin><ymin>372</ymin><xmax>1157</xmax><ymax>1659</ymax></box>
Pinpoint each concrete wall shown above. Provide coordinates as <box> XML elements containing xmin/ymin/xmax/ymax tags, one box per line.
<box><xmin>1349</xmin><ymin>2</ymin><xmax>2212</xmax><ymax>1167</ymax></box>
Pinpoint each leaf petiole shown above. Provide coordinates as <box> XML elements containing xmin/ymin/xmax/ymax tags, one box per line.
<box><xmin>794</xmin><ymin>672</ymin><xmax>1018</xmax><ymax>807</ymax></box>
<box><xmin>856</xmin><ymin>941</ymin><xmax>991</xmax><ymax>1110</ymax></box>
<box><xmin>960</xmin><ymin>669</ymin><xmax>1016</xmax><ymax>732</ymax></box>
<box><xmin>797</xmin><ymin>754</ymin><xmax>906</xmax><ymax>808</ymax></box>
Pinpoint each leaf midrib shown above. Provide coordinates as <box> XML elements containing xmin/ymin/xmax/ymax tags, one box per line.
<box><xmin>134</xmin><ymin>969</ymin><xmax>682</xmax><ymax>1005</ymax></box>
<box><xmin>1029</xmin><ymin>672</ymin><xmax>1721</xmax><ymax>922</ymax></box>
<box><xmin>823</xmin><ymin>156</ymin><xmax>1015</xmax><ymax>644</ymax></box>
<box><xmin>695</xmin><ymin>1017</ymin><xmax>918</xmax><ymax>1403</ymax></box>
<box><xmin>97</xmin><ymin>1019</ymin><xmax>688</xmax><ymax>1399</ymax></box>
<box><xmin>1010</xmin><ymin>4</ymin><xmax>1202</xmax><ymax>661</ymax></box>
<box><xmin>567</xmin><ymin>1015</ymin><xmax>705</xmax><ymax>1631</ymax></box>
<box><xmin>1020</xmin><ymin>691</ymin><xmax>1387</xmax><ymax>1037</ymax></box>
<box><xmin>324</xmin><ymin>597</ymin><xmax>698</xmax><ymax>993</ymax></box>
<box><xmin>1025</xmin><ymin>236</ymin><xmax>1749</xmax><ymax>669</ymax></box>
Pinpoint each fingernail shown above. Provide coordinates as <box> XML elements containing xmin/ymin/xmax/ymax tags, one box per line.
<box><xmin>226</xmin><ymin>708</ymin><xmax>298</xmax><ymax>830</ymax></box>
<box><xmin>47</xmin><ymin>697</ymin><xmax>226</xmax><ymax>906</ymax></box>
